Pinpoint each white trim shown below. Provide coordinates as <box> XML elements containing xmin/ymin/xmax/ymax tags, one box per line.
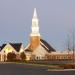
<box><xmin>1</xmin><ymin>43</ymin><xmax>17</xmax><ymax>54</ymax></box>
<box><xmin>40</xmin><ymin>42</ymin><xmax>49</xmax><ymax>50</ymax></box>
<box><xmin>30</xmin><ymin>34</ymin><xmax>40</xmax><ymax>36</ymax></box>
<box><xmin>25</xmin><ymin>44</ymin><xmax>30</xmax><ymax>50</ymax></box>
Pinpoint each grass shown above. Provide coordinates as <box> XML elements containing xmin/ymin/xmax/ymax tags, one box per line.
<box><xmin>15</xmin><ymin>61</ymin><xmax>61</xmax><ymax>69</ymax></box>
<box><xmin>4</xmin><ymin>61</ymin><xmax>75</xmax><ymax>69</ymax></box>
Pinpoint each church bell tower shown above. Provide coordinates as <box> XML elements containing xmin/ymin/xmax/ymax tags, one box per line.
<box><xmin>29</xmin><ymin>8</ymin><xmax>40</xmax><ymax>51</ymax></box>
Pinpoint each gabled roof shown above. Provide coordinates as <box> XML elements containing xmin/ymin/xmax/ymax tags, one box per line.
<box><xmin>25</xmin><ymin>39</ymin><xmax>56</xmax><ymax>53</ymax></box>
<box><xmin>1</xmin><ymin>44</ymin><xmax>6</xmax><ymax>50</ymax></box>
<box><xmin>0</xmin><ymin>46</ymin><xmax>2</xmax><ymax>51</ymax></box>
<box><xmin>40</xmin><ymin>39</ymin><xmax>56</xmax><ymax>52</ymax></box>
<box><xmin>10</xmin><ymin>43</ymin><xmax>22</xmax><ymax>52</ymax></box>
<box><xmin>25</xmin><ymin>49</ymin><xmax>32</xmax><ymax>52</ymax></box>
<box><xmin>1</xmin><ymin>43</ymin><xmax>22</xmax><ymax>52</ymax></box>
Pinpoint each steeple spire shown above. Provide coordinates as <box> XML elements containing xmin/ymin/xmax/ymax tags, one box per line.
<box><xmin>33</xmin><ymin>8</ymin><xmax>37</xmax><ymax>18</ymax></box>
<box><xmin>29</xmin><ymin>8</ymin><xmax>40</xmax><ymax>50</ymax></box>
<box><xmin>30</xmin><ymin>8</ymin><xmax>40</xmax><ymax>36</ymax></box>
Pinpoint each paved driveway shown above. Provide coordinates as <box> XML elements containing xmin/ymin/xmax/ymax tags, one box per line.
<box><xmin>0</xmin><ymin>63</ymin><xmax>75</xmax><ymax>75</ymax></box>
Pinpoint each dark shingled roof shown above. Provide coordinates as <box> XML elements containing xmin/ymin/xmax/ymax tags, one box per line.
<box><xmin>1</xmin><ymin>44</ymin><xmax>6</xmax><ymax>50</ymax></box>
<box><xmin>25</xmin><ymin>49</ymin><xmax>32</xmax><ymax>52</ymax></box>
<box><xmin>0</xmin><ymin>46</ymin><xmax>2</xmax><ymax>51</ymax></box>
<box><xmin>1</xmin><ymin>43</ymin><xmax>22</xmax><ymax>52</ymax></box>
<box><xmin>40</xmin><ymin>39</ymin><xmax>56</xmax><ymax>52</ymax></box>
<box><xmin>10</xmin><ymin>43</ymin><xmax>22</xmax><ymax>52</ymax></box>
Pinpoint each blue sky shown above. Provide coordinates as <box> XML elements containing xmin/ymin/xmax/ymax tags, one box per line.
<box><xmin>0</xmin><ymin>0</ymin><xmax>75</xmax><ymax>50</ymax></box>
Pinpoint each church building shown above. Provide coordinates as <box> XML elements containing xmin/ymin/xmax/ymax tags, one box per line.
<box><xmin>25</xmin><ymin>8</ymin><xmax>56</xmax><ymax>60</ymax></box>
<box><xmin>0</xmin><ymin>8</ymin><xmax>74</xmax><ymax>62</ymax></box>
<box><xmin>0</xmin><ymin>43</ymin><xmax>24</xmax><ymax>61</ymax></box>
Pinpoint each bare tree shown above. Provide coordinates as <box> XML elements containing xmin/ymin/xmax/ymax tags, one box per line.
<box><xmin>72</xmin><ymin>32</ymin><xmax>75</xmax><ymax>63</ymax></box>
<box><xmin>67</xmin><ymin>34</ymin><xmax>71</xmax><ymax>53</ymax></box>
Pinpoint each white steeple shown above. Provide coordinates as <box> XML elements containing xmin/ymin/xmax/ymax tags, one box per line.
<box><xmin>33</xmin><ymin>8</ymin><xmax>37</xmax><ymax>18</ymax></box>
<box><xmin>30</xmin><ymin>8</ymin><xmax>40</xmax><ymax>36</ymax></box>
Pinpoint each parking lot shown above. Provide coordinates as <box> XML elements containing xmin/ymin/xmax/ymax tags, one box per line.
<box><xmin>0</xmin><ymin>63</ymin><xmax>75</xmax><ymax>75</ymax></box>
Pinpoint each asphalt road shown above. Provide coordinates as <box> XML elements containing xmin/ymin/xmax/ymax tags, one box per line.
<box><xmin>0</xmin><ymin>63</ymin><xmax>75</xmax><ymax>75</ymax></box>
